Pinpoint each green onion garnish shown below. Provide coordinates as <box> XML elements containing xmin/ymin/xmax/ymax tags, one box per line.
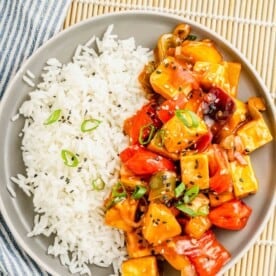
<box><xmin>184</xmin><ymin>185</ymin><xmax>199</xmax><ymax>203</ymax></box>
<box><xmin>186</xmin><ymin>34</ymin><xmax>197</xmax><ymax>41</ymax></box>
<box><xmin>132</xmin><ymin>185</ymin><xmax>147</xmax><ymax>199</ymax></box>
<box><xmin>175</xmin><ymin>109</ymin><xmax>199</xmax><ymax>128</ymax></box>
<box><xmin>112</xmin><ymin>182</ymin><xmax>127</xmax><ymax>199</ymax></box>
<box><xmin>197</xmin><ymin>205</ymin><xmax>209</xmax><ymax>216</ymax></box>
<box><xmin>81</xmin><ymin>118</ymin><xmax>101</xmax><ymax>132</ymax></box>
<box><xmin>44</xmin><ymin>109</ymin><xmax>61</xmax><ymax>125</ymax></box>
<box><xmin>61</xmin><ymin>149</ymin><xmax>79</xmax><ymax>167</ymax></box>
<box><xmin>176</xmin><ymin>204</ymin><xmax>197</xmax><ymax>217</ymax></box>
<box><xmin>92</xmin><ymin>177</ymin><xmax>105</xmax><ymax>191</ymax></box>
<box><xmin>138</xmin><ymin>124</ymin><xmax>156</xmax><ymax>145</ymax></box>
<box><xmin>174</xmin><ymin>182</ymin><xmax>185</xmax><ymax>197</ymax></box>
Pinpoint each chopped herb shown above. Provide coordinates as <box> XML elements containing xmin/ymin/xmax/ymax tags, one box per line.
<box><xmin>132</xmin><ymin>185</ymin><xmax>147</xmax><ymax>199</ymax></box>
<box><xmin>61</xmin><ymin>150</ymin><xmax>79</xmax><ymax>167</ymax></box>
<box><xmin>92</xmin><ymin>177</ymin><xmax>105</xmax><ymax>191</ymax></box>
<box><xmin>175</xmin><ymin>109</ymin><xmax>199</xmax><ymax>128</ymax></box>
<box><xmin>184</xmin><ymin>185</ymin><xmax>199</xmax><ymax>203</ymax></box>
<box><xmin>186</xmin><ymin>34</ymin><xmax>197</xmax><ymax>41</ymax></box>
<box><xmin>175</xmin><ymin>182</ymin><xmax>185</xmax><ymax>197</ymax></box>
<box><xmin>81</xmin><ymin>118</ymin><xmax>101</xmax><ymax>132</ymax></box>
<box><xmin>44</xmin><ymin>109</ymin><xmax>61</xmax><ymax>125</ymax></box>
<box><xmin>138</xmin><ymin>124</ymin><xmax>155</xmax><ymax>145</ymax></box>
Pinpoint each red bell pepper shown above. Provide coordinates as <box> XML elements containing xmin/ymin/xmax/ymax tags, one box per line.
<box><xmin>207</xmin><ymin>144</ymin><xmax>233</xmax><ymax>194</ymax></box>
<box><xmin>173</xmin><ymin>230</ymin><xmax>231</xmax><ymax>276</ymax></box>
<box><xmin>123</xmin><ymin>101</ymin><xmax>162</xmax><ymax>145</ymax></box>
<box><xmin>156</xmin><ymin>93</ymin><xmax>187</xmax><ymax>123</ymax></box>
<box><xmin>208</xmin><ymin>199</ymin><xmax>252</xmax><ymax>230</ymax></box>
<box><xmin>120</xmin><ymin>145</ymin><xmax>175</xmax><ymax>175</ymax></box>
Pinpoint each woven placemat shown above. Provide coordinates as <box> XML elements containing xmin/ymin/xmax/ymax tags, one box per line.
<box><xmin>63</xmin><ymin>1</ymin><xmax>276</xmax><ymax>276</ymax></box>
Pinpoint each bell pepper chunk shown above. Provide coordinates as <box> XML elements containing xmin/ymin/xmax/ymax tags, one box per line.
<box><xmin>155</xmin><ymin>240</ymin><xmax>197</xmax><ymax>273</ymax></box>
<box><xmin>162</xmin><ymin>113</ymin><xmax>208</xmax><ymax>153</ymax></box>
<box><xmin>105</xmin><ymin>197</ymin><xmax>139</xmax><ymax>232</ymax></box>
<box><xmin>121</xmin><ymin>256</ymin><xmax>159</xmax><ymax>276</ymax></box>
<box><xmin>180</xmin><ymin>40</ymin><xmax>223</xmax><ymax>64</ymax></box>
<box><xmin>208</xmin><ymin>199</ymin><xmax>252</xmax><ymax>230</ymax></box>
<box><xmin>142</xmin><ymin>202</ymin><xmax>181</xmax><ymax>245</ymax></box>
<box><xmin>180</xmin><ymin>153</ymin><xmax>209</xmax><ymax>190</ymax></box>
<box><xmin>150</xmin><ymin>56</ymin><xmax>198</xmax><ymax>100</ymax></box>
<box><xmin>172</xmin><ymin>230</ymin><xmax>231</xmax><ymax>276</ymax></box>
<box><xmin>229</xmin><ymin>155</ymin><xmax>258</xmax><ymax>198</ymax></box>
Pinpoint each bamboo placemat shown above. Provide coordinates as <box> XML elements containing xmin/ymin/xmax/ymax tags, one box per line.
<box><xmin>63</xmin><ymin>1</ymin><xmax>276</xmax><ymax>276</ymax></box>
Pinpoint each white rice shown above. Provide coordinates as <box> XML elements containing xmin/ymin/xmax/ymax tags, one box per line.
<box><xmin>13</xmin><ymin>25</ymin><xmax>152</xmax><ymax>275</ymax></box>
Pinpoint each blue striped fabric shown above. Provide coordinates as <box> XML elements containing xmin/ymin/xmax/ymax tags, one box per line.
<box><xmin>0</xmin><ymin>0</ymin><xmax>71</xmax><ymax>275</ymax></box>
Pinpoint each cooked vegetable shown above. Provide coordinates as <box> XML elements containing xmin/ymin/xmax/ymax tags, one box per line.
<box><xmin>149</xmin><ymin>171</ymin><xmax>176</xmax><ymax>202</ymax></box>
<box><xmin>121</xmin><ymin>145</ymin><xmax>175</xmax><ymax>175</ymax></box>
<box><xmin>172</xmin><ymin>231</ymin><xmax>231</xmax><ymax>276</ymax></box>
<box><xmin>123</xmin><ymin>102</ymin><xmax>161</xmax><ymax>145</ymax></box>
<box><xmin>142</xmin><ymin>202</ymin><xmax>181</xmax><ymax>245</ymax></box>
<box><xmin>61</xmin><ymin>149</ymin><xmax>79</xmax><ymax>167</ymax></box>
<box><xmin>44</xmin><ymin>109</ymin><xmax>61</xmax><ymax>125</ymax></box>
<box><xmin>132</xmin><ymin>185</ymin><xmax>147</xmax><ymax>199</ymax></box>
<box><xmin>103</xmin><ymin>22</ymin><xmax>273</xmax><ymax>276</ymax></box>
<box><xmin>176</xmin><ymin>193</ymin><xmax>209</xmax><ymax>217</ymax></box>
<box><xmin>154</xmin><ymin>240</ymin><xmax>196</xmax><ymax>272</ymax></box>
<box><xmin>208</xmin><ymin>199</ymin><xmax>252</xmax><ymax>230</ymax></box>
<box><xmin>121</xmin><ymin>256</ymin><xmax>159</xmax><ymax>276</ymax></box>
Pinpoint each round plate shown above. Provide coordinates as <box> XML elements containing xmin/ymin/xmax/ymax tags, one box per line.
<box><xmin>0</xmin><ymin>11</ymin><xmax>275</xmax><ymax>276</ymax></box>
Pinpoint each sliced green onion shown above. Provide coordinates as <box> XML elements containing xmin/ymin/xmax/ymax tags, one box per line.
<box><xmin>197</xmin><ymin>205</ymin><xmax>209</xmax><ymax>216</ymax></box>
<box><xmin>61</xmin><ymin>149</ymin><xmax>79</xmax><ymax>167</ymax></box>
<box><xmin>138</xmin><ymin>124</ymin><xmax>156</xmax><ymax>145</ymax></box>
<box><xmin>81</xmin><ymin>118</ymin><xmax>101</xmax><ymax>132</ymax></box>
<box><xmin>175</xmin><ymin>109</ymin><xmax>199</xmax><ymax>128</ymax></box>
<box><xmin>132</xmin><ymin>185</ymin><xmax>147</xmax><ymax>199</ymax></box>
<box><xmin>154</xmin><ymin>129</ymin><xmax>165</xmax><ymax>147</ymax></box>
<box><xmin>174</xmin><ymin>182</ymin><xmax>185</xmax><ymax>197</ymax></box>
<box><xmin>44</xmin><ymin>109</ymin><xmax>61</xmax><ymax>125</ymax></box>
<box><xmin>186</xmin><ymin>34</ymin><xmax>197</xmax><ymax>41</ymax></box>
<box><xmin>176</xmin><ymin>204</ymin><xmax>197</xmax><ymax>217</ymax></box>
<box><xmin>92</xmin><ymin>177</ymin><xmax>105</xmax><ymax>191</ymax></box>
<box><xmin>112</xmin><ymin>182</ymin><xmax>127</xmax><ymax>199</ymax></box>
<box><xmin>184</xmin><ymin>185</ymin><xmax>199</xmax><ymax>203</ymax></box>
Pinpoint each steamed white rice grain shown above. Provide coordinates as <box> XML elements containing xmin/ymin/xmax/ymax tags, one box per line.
<box><xmin>14</xmin><ymin>25</ymin><xmax>152</xmax><ymax>275</ymax></box>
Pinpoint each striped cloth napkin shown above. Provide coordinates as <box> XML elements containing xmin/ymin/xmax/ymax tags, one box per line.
<box><xmin>0</xmin><ymin>0</ymin><xmax>71</xmax><ymax>275</ymax></box>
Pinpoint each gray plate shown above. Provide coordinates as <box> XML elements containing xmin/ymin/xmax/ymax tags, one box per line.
<box><xmin>0</xmin><ymin>11</ymin><xmax>275</xmax><ymax>276</ymax></box>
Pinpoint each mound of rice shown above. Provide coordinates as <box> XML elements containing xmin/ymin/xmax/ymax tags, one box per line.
<box><xmin>11</xmin><ymin>25</ymin><xmax>152</xmax><ymax>275</ymax></box>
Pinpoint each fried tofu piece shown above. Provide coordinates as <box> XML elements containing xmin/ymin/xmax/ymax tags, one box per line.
<box><xmin>142</xmin><ymin>203</ymin><xmax>181</xmax><ymax>245</ymax></box>
<box><xmin>150</xmin><ymin>56</ymin><xmax>197</xmax><ymax>99</ymax></box>
<box><xmin>180</xmin><ymin>153</ymin><xmax>209</xmax><ymax>189</ymax></box>
<box><xmin>230</xmin><ymin>155</ymin><xmax>258</xmax><ymax>198</ymax></box>
<box><xmin>162</xmin><ymin>113</ymin><xmax>208</xmax><ymax>153</ymax></box>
